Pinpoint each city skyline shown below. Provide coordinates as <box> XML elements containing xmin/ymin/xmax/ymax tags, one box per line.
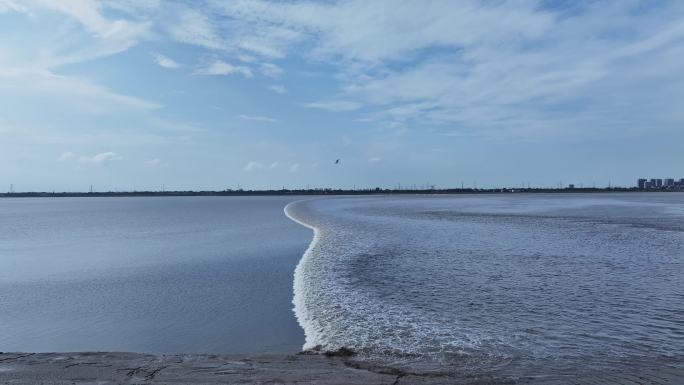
<box><xmin>638</xmin><ymin>178</ymin><xmax>684</xmax><ymax>189</ymax></box>
<box><xmin>1</xmin><ymin>1</ymin><xmax>684</xmax><ymax>191</ymax></box>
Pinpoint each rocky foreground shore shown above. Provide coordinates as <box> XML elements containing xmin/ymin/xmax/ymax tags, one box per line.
<box><xmin>0</xmin><ymin>351</ymin><xmax>489</xmax><ymax>385</ymax></box>
<box><xmin>2</xmin><ymin>351</ymin><xmax>683</xmax><ymax>384</ymax></box>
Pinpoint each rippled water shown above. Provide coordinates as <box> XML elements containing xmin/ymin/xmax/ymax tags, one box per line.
<box><xmin>285</xmin><ymin>193</ymin><xmax>684</xmax><ymax>378</ymax></box>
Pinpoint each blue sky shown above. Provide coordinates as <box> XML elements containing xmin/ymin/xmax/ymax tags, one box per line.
<box><xmin>1</xmin><ymin>0</ymin><xmax>683</xmax><ymax>191</ymax></box>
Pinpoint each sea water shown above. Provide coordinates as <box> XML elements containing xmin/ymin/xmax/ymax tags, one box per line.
<box><xmin>285</xmin><ymin>193</ymin><xmax>684</xmax><ymax>379</ymax></box>
<box><xmin>2</xmin><ymin>193</ymin><xmax>683</xmax><ymax>381</ymax></box>
<box><xmin>0</xmin><ymin>196</ymin><xmax>310</xmax><ymax>353</ymax></box>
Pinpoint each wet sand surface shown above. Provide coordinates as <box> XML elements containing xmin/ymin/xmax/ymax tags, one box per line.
<box><xmin>2</xmin><ymin>352</ymin><xmax>684</xmax><ymax>384</ymax></box>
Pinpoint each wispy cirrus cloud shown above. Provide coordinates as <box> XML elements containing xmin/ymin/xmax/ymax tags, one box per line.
<box><xmin>152</xmin><ymin>53</ymin><xmax>180</xmax><ymax>69</ymax></box>
<box><xmin>57</xmin><ymin>151</ymin><xmax>76</xmax><ymax>161</ymax></box>
<box><xmin>244</xmin><ymin>160</ymin><xmax>298</xmax><ymax>172</ymax></box>
<box><xmin>243</xmin><ymin>161</ymin><xmax>264</xmax><ymax>172</ymax></box>
<box><xmin>0</xmin><ymin>0</ymin><xmax>25</xmax><ymax>13</ymax></box>
<box><xmin>166</xmin><ymin>6</ymin><xmax>228</xmax><ymax>52</ymax></box>
<box><xmin>305</xmin><ymin>100</ymin><xmax>361</xmax><ymax>112</ymax></box>
<box><xmin>0</xmin><ymin>1</ymin><xmax>159</xmax><ymax>116</ymax></box>
<box><xmin>10</xmin><ymin>0</ymin><xmax>684</xmax><ymax>140</ymax></box>
<box><xmin>268</xmin><ymin>84</ymin><xmax>287</xmax><ymax>94</ymax></box>
<box><xmin>159</xmin><ymin>0</ymin><xmax>684</xmax><ymax>138</ymax></box>
<box><xmin>260</xmin><ymin>63</ymin><xmax>283</xmax><ymax>78</ymax></box>
<box><xmin>3</xmin><ymin>0</ymin><xmax>684</xmax><ymax>191</ymax></box>
<box><xmin>195</xmin><ymin>60</ymin><xmax>253</xmax><ymax>77</ymax></box>
<box><xmin>24</xmin><ymin>0</ymin><xmax>151</xmax><ymax>68</ymax></box>
<box><xmin>237</xmin><ymin>114</ymin><xmax>278</xmax><ymax>123</ymax></box>
<box><xmin>81</xmin><ymin>152</ymin><xmax>121</xmax><ymax>165</ymax></box>
<box><xmin>0</xmin><ymin>68</ymin><xmax>162</xmax><ymax>111</ymax></box>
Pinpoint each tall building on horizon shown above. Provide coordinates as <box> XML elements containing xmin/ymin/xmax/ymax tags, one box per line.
<box><xmin>637</xmin><ymin>177</ymin><xmax>683</xmax><ymax>189</ymax></box>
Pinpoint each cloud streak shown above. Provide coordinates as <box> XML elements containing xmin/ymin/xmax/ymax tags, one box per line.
<box><xmin>0</xmin><ymin>0</ymin><xmax>25</xmax><ymax>13</ymax></box>
<box><xmin>58</xmin><ymin>151</ymin><xmax>76</xmax><ymax>161</ymax></box>
<box><xmin>78</xmin><ymin>152</ymin><xmax>121</xmax><ymax>165</ymax></box>
<box><xmin>243</xmin><ymin>161</ymin><xmax>264</xmax><ymax>172</ymax></box>
<box><xmin>152</xmin><ymin>53</ymin><xmax>180</xmax><ymax>69</ymax></box>
<box><xmin>268</xmin><ymin>84</ymin><xmax>287</xmax><ymax>94</ymax></box>
<box><xmin>158</xmin><ymin>0</ymin><xmax>684</xmax><ymax>138</ymax></box>
<box><xmin>305</xmin><ymin>100</ymin><xmax>361</xmax><ymax>112</ymax></box>
<box><xmin>237</xmin><ymin>114</ymin><xmax>278</xmax><ymax>123</ymax></box>
<box><xmin>3</xmin><ymin>0</ymin><xmax>684</xmax><ymax>190</ymax></box>
<box><xmin>195</xmin><ymin>60</ymin><xmax>253</xmax><ymax>77</ymax></box>
<box><xmin>0</xmin><ymin>68</ymin><xmax>162</xmax><ymax>111</ymax></box>
<box><xmin>15</xmin><ymin>1</ymin><xmax>684</xmax><ymax>138</ymax></box>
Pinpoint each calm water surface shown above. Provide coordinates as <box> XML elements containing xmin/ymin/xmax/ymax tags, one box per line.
<box><xmin>0</xmin><ymin>196</ymin><xmax>310</xmax><ymax>353</ymax></box>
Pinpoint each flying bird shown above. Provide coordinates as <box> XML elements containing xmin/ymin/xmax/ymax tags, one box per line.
<box><xmin>334</xmin><ymin>159</ymin><xmax>340</xmax><ymax>164</ymax></box>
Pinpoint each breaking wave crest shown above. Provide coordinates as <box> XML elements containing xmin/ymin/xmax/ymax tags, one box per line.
<box><xmin>284</xmin><ymin>200</ymin><xmax>323</xmax><ymax>350</ymax></box>
<box><xmin>284</xmin><ymin>195</ymin><xmax>684</xmax><ymax>376</ymax></box>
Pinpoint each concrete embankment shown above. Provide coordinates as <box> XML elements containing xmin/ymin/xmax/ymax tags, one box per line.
<box><xmin>0</xmin><ymin>351</ymin><xmax>455</xmax><ymax>384</ymax></box>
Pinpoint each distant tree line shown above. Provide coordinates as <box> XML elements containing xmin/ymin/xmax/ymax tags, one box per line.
<box><xmin>1</xmin><ymin>186</ymin><xmax>674</xmax><ymax>198</ymax></box>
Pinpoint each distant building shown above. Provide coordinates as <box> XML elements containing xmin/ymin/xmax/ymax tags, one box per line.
<box><xmin>637</xmin><ymin>177</ymin><xmax>684</xmax><ymax>189</ymax></box>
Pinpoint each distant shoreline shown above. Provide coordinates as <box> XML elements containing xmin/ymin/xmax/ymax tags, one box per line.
<box><xmin>1</xmin><ymin>187</ymin><xmax>682</xmax><ymax>198</ymax></box>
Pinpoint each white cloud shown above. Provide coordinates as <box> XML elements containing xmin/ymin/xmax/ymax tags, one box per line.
<box><xmin>0</xmin><ymin>0</ymin><xmax>26</xmax><ymax>13</ymax></box>
<box><xmin>237</xmin><ymin>114</ymin><xmax>278</xmax><ymax>123</ymax></box>
<box><xmin>152</xmin><ymin>53</ymin><xmax>180</xmax><ymax>69</ymax></box>
<box><xmin>3</xmin><ymin>0</ymin><xmax>684</xmax><ymax>152</ymax></box>
<box><xmin>269</xmin><ymin>84</ymin><xmax>287</xmax><ymax>94</ymax></box>
<box><xmin>27</xmin><ymin>0</ymin><xmax>151</xmax><ymax>68</ymax></box>
<box><xmin>0</xmin><ymin>68</ymin><xmax>161</xmax><ymax>112</ymax></box>
<box><xmin>0</xmin><ymin>1</ymin><xmax>161</xmax><ymax>119</ymax></box>
<box><xmin>244</xmin><ymin>160</ymin><xmax>285</xmax><ymax>171</ymax></box>
<box><xmin>305</xmin><ymin>100</ymin><xmax>361</xmax><ymax>112</ymax></box>
<box><xmin>35</xmin><ymin>0</ymin><xmax>144</xmax><ymax>39</ymax></box>
<box><xmin>204</xmin><ymin>0</ymin><xmax>551</xmax><ymax>63</ymax></box>
<box><xmin>288</xmin><ymin>163</ymin><xmax>300</xmax><ymax>173</ymax></box>
<box><xmin>166</xmin><ymin>7</ymin><xmax>229</xmax><ymax>51</ymax></box>
<box><xmin>170</xmin><ymin>1</ymin><xmax>684</xmax><ymax>138</ymax></box>
<box><xmin>146</xmin><ymin>158</ymin><xmax>161</xmax><ymax>166</ymax></box>
<box><xmin>58</xmin><ymin>151</ymin><xmax>76</xmax><ymax>161</ymax></box>
<box><xmin>243</xmin><ymin>161</ymin><xmax>264</xmax><ymax>172</ymax></box>
<box><xmin>79</xmin><ymin>152</ymin><xmax>121</xmax><ymax>165</ymax></box>
<box><xmin>196</xmin><ymin>60</ymin><xmax>253</xmax><ymax>77</ymax></box>
<box><xmin>368</xmin><ymin>157</ymin><xmax>381</xmax><ymax>163</ymax></box>
<box><xmin>260</xmin><ymin>63</ymin><xmax>283</xmax><ymax>77</ymax></box>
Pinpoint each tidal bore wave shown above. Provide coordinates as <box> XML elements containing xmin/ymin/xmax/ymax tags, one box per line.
<box><xmin>284</xmin><ymin>200</ymin><xmax>323</xmax><ymax>350</ymax></box>
<box><xmin>284</xmin><ymin>194</ymin><xmax>684</xmax><ymax>378</ymax></box>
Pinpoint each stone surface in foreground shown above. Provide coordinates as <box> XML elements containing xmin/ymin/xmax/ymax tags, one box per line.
<box><xmin>0</xmin><ymin>352</ymin><xmax>457</xmax><ymax>385</ymax></box>
<box><xmin>2</xmin><ymin>352</ymin><xmax>684</xmax><ymax>384</ymax></box>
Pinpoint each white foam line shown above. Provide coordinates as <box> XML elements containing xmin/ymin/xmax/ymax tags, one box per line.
<box><xmin>284</xmin><ymin>200</ymin><xmax>323</xmax><ymax>350</ymax></box>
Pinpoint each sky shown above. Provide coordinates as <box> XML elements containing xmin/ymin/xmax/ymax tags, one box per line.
<box><xmin>1</xmin><ymin>0</ymin><xmax>683</xmax><ymax>191</ymax></box>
